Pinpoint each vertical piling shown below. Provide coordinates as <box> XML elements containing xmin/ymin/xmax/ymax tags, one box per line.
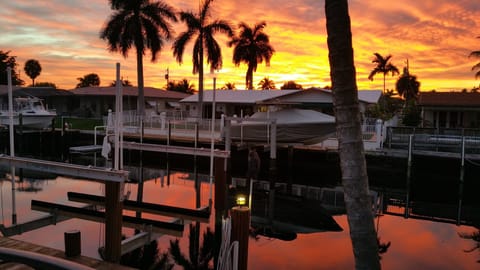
<box><xmin>231</xmin><ymin>206</ymin><xmax>250</xmax><ymax>270</ymax></box>
<box><xmin>104</xmin><ymin>181</ymin><xmax>123</xmax><ymax>263</ymax></box>
<box><xmin>457</xmin><ymin>136</ymin><xmax>465</xmax><ymax>225</ymax></box>
<box><xmin>405</xmin><ymin>134</ymin><xmax>413</xmax><ymax>218</ymax></box>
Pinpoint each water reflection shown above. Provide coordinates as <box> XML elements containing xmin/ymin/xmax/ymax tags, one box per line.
<box><xmin>0</xmin><ymin>162</ymin><xmax>479</xmax><ymax>269</ymax></box>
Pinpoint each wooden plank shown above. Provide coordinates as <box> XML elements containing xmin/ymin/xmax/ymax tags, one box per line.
<box><xmin>31</xmin><ymin>200</ymin><xmax>184</xmax><ymax>237</ymax></box>
<box><xmin>122</xmin><ymin>141</ymin><xmax>229</xmax><ymax>158</ymax></box>
<box><xmin>67</xmin><ymin>192</ymin><xmax>210</xmax><ymax>223</ymax></box>
<box><xmin>0</xmin><ymin>237</ymin><xmax>135</xmax><ymax>270</ymax></box>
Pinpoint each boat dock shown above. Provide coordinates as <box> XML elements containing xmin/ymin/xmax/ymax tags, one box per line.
<box><xmin>0</xmin><ymin>237</ymin><xmax>134</xmax><ymax>270</ymax></box>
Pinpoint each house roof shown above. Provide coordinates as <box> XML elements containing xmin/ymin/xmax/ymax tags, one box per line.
<box><xmin>0</xmin><ymin>85</ymin><xmax>73</xmax><ymax>97</ymax></box>
<box><xmin>418</xmin><ymin>92</ymin><xmax>480</xmax><ymax>107</ymax></box>
<box><xmin>70</xmin><ymin>86</ymin><xmax>190</xmax><ymax>99</ymax></box>
<box><xmin>180</xmin><ymin>88</ymin><xmax>381</xmax><ymax>105</ymax></box>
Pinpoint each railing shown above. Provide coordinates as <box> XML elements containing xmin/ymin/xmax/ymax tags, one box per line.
<box><xmin>385</xmin><ymin>126</ymin><xmax>480</xmax><ymax>154</ymax></box>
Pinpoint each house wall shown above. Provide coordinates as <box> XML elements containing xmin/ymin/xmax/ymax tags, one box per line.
<box><xmin>421</xmin><ymin>108</ymin><xmax>480</xmax><ymax>128</ymax></box>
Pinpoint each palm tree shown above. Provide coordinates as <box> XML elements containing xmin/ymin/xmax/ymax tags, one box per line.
<box><xmin>221</xmin><ymin>82</ymin><xmax>236</xmax><ymax>90</ymax></box>
<box><xmin>24</xmin><ymin>59</ymin><xmax>42</xmax><ymax>86</ymax></box>
<box><xmin>325</xmin><ymin>0</ymin><xmax>381</xmax><ymax>269</ymax></box>
<box><xmin>167</xmin><ymin>78</ymin><xmax>196</xmax><ymax>94</ymax></box>
<box><xmin>469</xmin><ymin>36</ymin><xmax>480</xmax><ymax>79</ymax></box>
<box><xmin>100</xmin><ymin>0</ymin><xmax>177</xmax><ymax>118</ymax></box>
<box><xmin>368</xmin><ymin>53</ymin><xmax>399</xmax><ymax>95</ymax></box>
<box><xmin>280</xmin><ymin>80</ymin><xmax>302</xmax><ymax>89</ymax></box>
<box><xmin>76</xmin><ymin>73</ymin><xmax>101</xmax><ymax>88</ymax></box>
<box><xmin>395</xmin><ymin>67</ymin><xmax>420</xmax><ymax>102</ymax></box>
<box><xmin>258</xmin><ymin>77</ymin><xmax>276</xmax><ymax>89</ymax></box>
<box><xmin>110</xmin><ymin>79</ymin><xmax>133</xmax><ymax>87</ymax></box>
<box><xmin>228</xmin><ymin>21</ymin><xmax>275</xmax><ymax>90</ymax></box>
<box><xmin>172</xmin><ymin>0</ymin><xmax>233</xmax><ymax>118</ymax></box>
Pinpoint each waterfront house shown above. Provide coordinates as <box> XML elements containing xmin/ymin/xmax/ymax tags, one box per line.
<box><xmin>179</xmin><ymin>88</ymin><xmax>381</xmax><ymax>119</ymax></box>
<box><xmin>69</xmin><ymin>86</ymin><xmax>190</xmax><ymax>118</ymax></box>
<box><xmin>417</xmin><ymin>91</ymin><xmax>480</xmax><ymax>128</ymax></box>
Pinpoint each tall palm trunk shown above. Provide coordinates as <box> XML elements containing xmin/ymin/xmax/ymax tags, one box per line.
<box><xmin>246</xmin><ymin>65</ymin><xmax>254</xmax><ymax>90</ymax></box>
<box><xmin>136</xmin><ymin>49</ymin><xmax>145</xmax><ymax>117</ymax></box>
<box><xmin>325</xmin><ymin>1</ymin><xmax>380</xmax><ymax>269</ymax></box>
<box><xmin>198</xmin><ymin>32</ymin><xmax>204</xmax><ymax>119</ymax></box>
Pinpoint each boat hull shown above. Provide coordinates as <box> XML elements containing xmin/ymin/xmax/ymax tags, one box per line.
<box><xmin>0</xmin><ymin>114</ymin><xmax>56</xmax><ymax>129</ymax></box>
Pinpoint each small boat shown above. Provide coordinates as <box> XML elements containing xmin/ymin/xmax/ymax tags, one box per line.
<box><xmin>0</xmin><ymin>96</ymin><xmax>56</xmax><ymax>129</ymax></box>
<box><xmin>229</xmin><ymin>108</ymin><xmax>336</xmax><ymax>145</ymax></box>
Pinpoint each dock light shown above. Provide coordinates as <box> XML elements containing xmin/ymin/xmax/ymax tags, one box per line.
<box><xmin>236</xmin><ymin>194</ymin><xmax>247</xmax><ymax>207</ymax></box>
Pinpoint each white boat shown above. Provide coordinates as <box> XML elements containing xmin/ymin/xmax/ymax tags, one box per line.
<box><xmin>229</xmin><ymin>108</ymin><xmax>336</xmax><ymax>145</ymax></box>
<box><xmin>0</xmin><ymin>97</ymin><xmax>57</xmax><ymax>129</ymax></box>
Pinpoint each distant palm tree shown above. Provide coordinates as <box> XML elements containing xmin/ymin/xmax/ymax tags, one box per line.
<box><xmin>221</xmin><ymin>82</ymin><xmax>236</xmax><ymax>90</ymax></box>
<box><xmin>368</xmin><ymin>53</ymin><xmax>400</xmax><ymax>95</ymax></box>
<box><xmin>228</xmin><ymin>21</ymin><xmax>275</xmax><ymax>90</ymax></box>
<box><xmin>100</xmin><ymin>0</ymin><xmax>177</xmax><ymax>117</ymax></box>
<box><xmin>24</xmin><ymin>59</ymin><xmax>42</xmax><ymax>86</ymax></box>
<box><xmin>395</xmin><ymin>67</ymin><xmax>420</xmax><ymax>102</ymax></box>
<box><xmin>76</xmin><ymin>73</ymin><xmax>101</xmax><ymax>88</ymax></box>
<box><xmin>325</xmin><ymin>0</ymin><xmax>381</xmax><ymax>269</ymax></box>
<box><xmin>169</xmin><ymin>223</ymin><xmax>215</xmax><ymax>270</ymax></box>
<box><xmin>110</xmin><ymin>79</ymin><xmax>133</xmax><ymax>87</ymax></box>
<box><xmin>258</xmin><ymin>77</ymin><xmax>276</xmax><ymax>89</ymax></box>
<box><xmin>469</xmin><ymin>36</ymin><xmax>480</xmax><ymax>79</ymax></box>
<box><xmin>167</xmin><ymin>78</ymin><xmax>196</xmax><ymax>94</ymax></box>
<box><xmin>172</xmin><ymin>0</ymin><xmax>233</xmax><ymax>118</ymax></box>
<box><xmin>280</xmin><ymin>80</ymin><xmax>302</xmax><ymax>89</ymax></box>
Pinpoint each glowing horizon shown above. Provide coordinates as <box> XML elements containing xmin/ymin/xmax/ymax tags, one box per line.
<box><xmin>0</xmin><ymin>1</ymin><xmax>479</xmax><ymax>92</ymax></box>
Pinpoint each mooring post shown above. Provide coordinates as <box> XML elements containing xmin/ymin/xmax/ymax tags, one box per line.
<box><xmin>231</xmin><ymin>206</ymin><xmax>250</xmax><ymax>270</ymax></box>
<box><xmin>457</xmin><ymin>136</ymin><xmax>465</xmax><ymax>225</ymax></box>
<box><xmin>405</xmin><ymin>134</ymin><xmax>413</xmax><ymax>218</ymax></box>
<box><xmin>104</xmin><ymin>181</ymin><xmax>123</xmax><ymax>263</ymax></box>
<box><xmin>268</xmin><ymin>120</ymin><xmax>277</xmax><ymax>222</ymax></box>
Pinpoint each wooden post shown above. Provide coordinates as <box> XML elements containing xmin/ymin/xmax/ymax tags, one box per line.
<box><xmin>64</xmin><ymin>230</ymin><xmax>81</xmax><ymax>257</ymax></box>
<box><xmin>231</xmin><ymin>206</ymin><xmax>250</xmax><ymax>270</ymax></box>
<box><xmin>287</xmin><ymin>145</ymin><xmax>294</xmax><ymax>194</ymax></box>
<box><xmin>104</xmin><ymin>181</ymin><xmax>123</xmax><ymax>262</ymax></box>
<box><xmin>405</xmin><ymin>134</ymin><xmax>413</xmax><ymax>218</ymax></box>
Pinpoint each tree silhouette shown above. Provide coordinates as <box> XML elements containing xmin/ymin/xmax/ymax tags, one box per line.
<box><xmin>368</xmin><ymin>53</ymin><xmax>399</xmax><ymax>95</ymax></box>
<box><xmin>166</xmin><ymin>78</ymin><xmax>196</xmax><ymax>94</ymax></box>
<box><xmin>100</xmin><ymin>0</ymin><xmax>177</xmax><ymax>117</ymax></box>
<box><xmin>76</xmin><ymin>73</ymin><xmax>101</xmax><ymax>88</ymax></box>
<box><xmin>221</xmin><ymin>82</ymin><xmax>236</xmax><ymax>90</ymax></box>
<box><xmin>24</xmin><ymin>59</ymin><xmax>42</xmax><ymax>86</ymax></box>
<box><xmin>469</xmin><ymin>36</ymin><xmax>480</xmax><ymax>79</ymax></box>
<box><xmin>258</xmin><ymin>77</ymin><xmax>276</xmax><ymax>89</ymax></box>
<box><xmin>34</xmin><ymin>82</ymin><xmax>57</xmax><ymax>88</ymax></box>
<box><xmin>0</xmin><ymin>50</ymin><xmax>24</xmax><ymax>85</ymax></box>
<box><xmin>280</xmin><ymin>80</ymin><xmax>302</xmax><ymax>89</ymax></box>
<box><xmin>326</xmin><ymin>0</ymin><xmax>381</xmax><ymax>268</ymax></box>
<box><xmin>395</xmin><ymin>64</ymin><xmax>420</xmax><ymax>102</ymax></box>
<box><xmin>110</xmin><ymin>79</ymin><xmax>133</xmax><ymax>87</ymax></box>
<box><xmin>169</xmin><ymin>223</ymin><xmax>215</xmax><ymax>270</ymax></box>
<box><xmin>228</xmin><ymin>21</ymin><xmax>275</xmax><ymax>90</ymax></box>
<box><xmin>458</xmin><ymin>230</ymin><xmax>480</xmax><ymax>263</ymax></box>
<box><xmin>172</xmin><ymin>0</ymin><xmax>233</xmax><ymax>118</ymax></box>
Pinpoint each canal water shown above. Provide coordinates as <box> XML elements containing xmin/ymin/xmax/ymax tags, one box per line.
<box><xmin>0</xmin><ymin>130</ymin><xmax>480</xmax><ymax>270</ymax></box>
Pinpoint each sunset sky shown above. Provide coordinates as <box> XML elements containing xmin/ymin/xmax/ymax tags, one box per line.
<box><xmin>1</xmin><ymin>0</ymin><xmax>479</xmax><ymax>92</ymax></box>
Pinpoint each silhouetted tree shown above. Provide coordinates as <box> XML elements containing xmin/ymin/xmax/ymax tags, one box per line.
<box><xmin>0</xmin><ymin>50</ymin><xmax>24</xmax><ymax>85</ymax></box>
<box><xmin>228</xmin><ymin>21</ymin><xmax>275</xmax><ymax>90</ymax></box>
<box><xmin>326</xmin><ymin>0</ymin><xmax>381</xmax><ymax>269</ymax></box>
<box><xmin>172</xmin><ymin>0</ymin><xmax>233</xmax><ymax>118</ymax></box>
<box><xmin>469</xmin><ymin>36</ymin><xmax>480</xmax><ymax>79</ymax></box>
<box><xmin>396</xmin><ymin>67</ymin><xmax>420</xmax><ymax>102</ymax></box>
<box><xmin>110</xmin><ymin>79</ymin><xmax>133</xmax><ymax>87</ymax></box>
<box><xmin>280</xmin><ymin>80</ymin><xmax>302</xmax><ymax>89</ymax></box>
<box><xmin>24</xmin><ymin>59</ymin><xmax>42</xmax><ymax>86</ymax></box>
<box><xmin>33</xmin><ymin>82</ymin><xmax>57</xmax><ymax>88</ymax></box>
<box><xmin>76</xmin><ymin>73</ymin><xmax>101</xmax><ymax>88</ymax></box>
<box><xmin>166</xmin><ymin>78</ymin><xmax>195</xmax><ymax>94</ymax></box>
<box><xmin>221</xmin><ymin>82</ymin><xmax>236</xmax><ymax>90</ymax></box>
<box><xmin>100</xmin><ymin>0</ymin><xmax>177</xmax><ymax>117</ymax></box>
<box><xmin>368</xmin><ymin>53</ymin><xmax>399</xmax><ymax>95</ymax></box>
<box><xmin>169</xmin><ymin>224</ymin><xmax>215</xmax><ymax>270</ymax></box>
<box><xmin>258</xmin><ymin>77</ymin><xmax>276</xmax><ymax>89</ymax></box>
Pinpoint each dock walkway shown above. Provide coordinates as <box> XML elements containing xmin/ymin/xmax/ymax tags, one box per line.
<box><xmin>0</xmin><ymin>237</ymin><xmax>134</xmax><ymax>270</ymax></box>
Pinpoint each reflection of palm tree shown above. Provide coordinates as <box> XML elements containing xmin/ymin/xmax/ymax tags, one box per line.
<box><xmin>228</xmin><ymin>21</ymin><xmax>275</xmax><ymax>90</ymax></box>
<box><xmin>169</xmin><ymin>223</ymin><xmax>215</xmax><ymax>269</ymax></box>
<box><xmin>116</xmin><ymin>238</ymin><xmax>173</xmax><ymax>269</ymax></box>
<box><xmin>172</xmin><ymin>0</ymin><xmax>233</xmax><ymax>118</ymax></box>
<box><xmin>368</xmin><ymin>53</ymin><xmax>400</xmax><ymax>95</ymax></box>
<box><xmin>458</xmin><ymin>230</ymin><xmax>480</xmax><ymax>263</ymax></box>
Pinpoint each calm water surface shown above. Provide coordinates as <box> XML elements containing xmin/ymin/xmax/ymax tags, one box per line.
<box><xmin>0</xmin><ymin>169</ymin><xmax>478</xmax><ymax>270</ymax></box>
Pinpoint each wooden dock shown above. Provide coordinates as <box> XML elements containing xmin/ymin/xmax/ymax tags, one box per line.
<box><xmin>0</xmin><ymin>237</ymin><xmax>134</xmax><ymax>270</ymax></box>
